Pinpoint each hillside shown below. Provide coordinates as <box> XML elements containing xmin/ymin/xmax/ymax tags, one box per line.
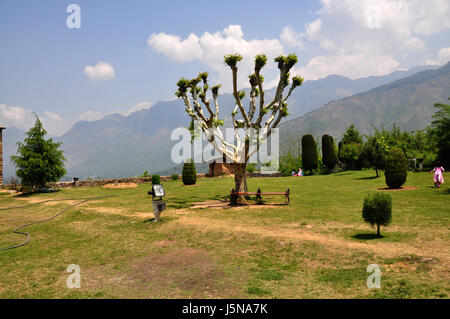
<box><xmin>280</xmin><ymin>62</ymin><xmax>450</xmax><ymax>146</ymax></box>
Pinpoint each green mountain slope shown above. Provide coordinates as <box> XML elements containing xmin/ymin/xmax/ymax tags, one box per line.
<box><xmin>280</xmin><ymin>63</ymin><xmax>450</xmax><ymax>145</ymax></box>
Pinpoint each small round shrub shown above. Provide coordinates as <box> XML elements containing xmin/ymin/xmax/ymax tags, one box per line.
<box><xmin>302</xmin><ymin>134</ymin><xmax>318</xmax><ymax>174</ymax></box>
<box><xmin>362</xmin><ymin>193</ymin><xmax>392</xmax><ymax>237</ymax></box>
<box><xmin>384</xmin><ymin>147</ymin><xmax>407</xmax><ymax>188</ymax></box>
<box><xmin>171</xmin><ymin>174</ymin><xmax>179</xmax><ymax>181</ymax></box>
<box><xmin>151</xmin><ymin>175</ymin><xmax>161</xmax><ymax>184</ymax></box>
<box><xmin>182</xmin><ymin>160</ymin><xmax>197</xmax><ymax>185</ymax></box>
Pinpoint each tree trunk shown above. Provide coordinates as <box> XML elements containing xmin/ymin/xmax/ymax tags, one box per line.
<box><xmin>234</xmin><ymin>162</ymin><xmax>248</xmax><ymax>197</ymax></box>
<box><xmin>377</xmin><ymin>224</ymin><xmax>381</xmax><ymax>237</ymax></box>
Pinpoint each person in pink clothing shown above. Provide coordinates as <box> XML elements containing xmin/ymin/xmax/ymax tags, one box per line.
<box><xmin>430</xmin><ymin>162</ymin><xmax>445</xmax><ymax>188</ymax></box>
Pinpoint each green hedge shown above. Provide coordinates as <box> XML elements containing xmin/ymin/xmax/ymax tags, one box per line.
<box><xmin>384</xmin><ymin>147</ymin><xmax>407</xmax><ymax>188</ymax></box>
<box><xmin>151</xmin><ymin>175</ymin><xmax>161</xmax><ymax>184</ymax></box>
<box><xmin>302</xmin><ymin>134</ymin><xmax>318</xmax><ymax>173</ymax></box>
<box><xmin>182</xmin><ymin>161</ymin><xmax>197</xmax><ymax>185</ymax></box>
<box><xmin>322</xmin><ymin>134</ymin><xmax>337</xmax><ymax>170</ymax></box>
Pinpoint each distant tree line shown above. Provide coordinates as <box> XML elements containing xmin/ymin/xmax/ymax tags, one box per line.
<box><xmin>280</xmin><ymin>99</ymin><xmax>449</xmax><ymax>176</ymax></box>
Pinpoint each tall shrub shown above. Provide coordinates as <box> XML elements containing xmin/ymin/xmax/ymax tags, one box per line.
<box><xmin>151</xmin><ymin>175</ymin><xmax>161</xmax><ymax>184</ymax></box>
<box><xmin>302</xmin><ymin>134</ymin><xmax>318</xmax><ymax>174</ymax></box>
<box><xmin>182</xmin><ymin>159</ymin><xmax>197</xmax><ymax>185</ymax></box>
<box><xmin>384</xmin><ymin>147</ymin><xmax>407</xmax><ymax>188</ymax></box>
<box><xmin>322</xmin><ymin>134</ymin><xmax>338</xmax><ymax>171</ymax></box>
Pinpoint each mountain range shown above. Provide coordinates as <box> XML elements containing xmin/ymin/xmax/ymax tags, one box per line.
<box><xmin>1</xmin><ymin>63</ymin><xmax>448</xmax><ymax>180</ymax></box>
<box><xmin>280</xmin><ymin>62</ymin><xmax>450</xmax><ymax>143</ymax></box>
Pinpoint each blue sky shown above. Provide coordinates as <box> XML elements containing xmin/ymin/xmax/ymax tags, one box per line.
<box><xmin>1</xmin><ymin>0</ymin><xmax>449</xmax><ymax>135</ymax></box>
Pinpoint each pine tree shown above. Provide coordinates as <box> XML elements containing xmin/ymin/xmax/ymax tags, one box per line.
<box><xmin>11</xmin><ymin>116</ymin><xmax>66</xmax><ymax>190</ymax></box>
<box><xmin>322</xmin><ymin>134</ymin><xmax>337</xmax><ymax>171</ymax></box>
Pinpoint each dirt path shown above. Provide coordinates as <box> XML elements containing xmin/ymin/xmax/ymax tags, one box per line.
<box><xmin>167</xmin><ymin>209</ymin><xmax>449</xmax><ymax>269</ymax></box>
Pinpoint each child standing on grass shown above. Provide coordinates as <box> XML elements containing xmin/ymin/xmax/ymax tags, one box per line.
<box><xmin>431</xmin><ymin>162</ymin><xmax>445</xmax><ymax>188</ymax></box>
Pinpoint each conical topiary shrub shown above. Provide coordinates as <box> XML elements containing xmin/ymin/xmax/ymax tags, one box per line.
<box><xmin>302</xmin><ymin>134</ymin><xmax>318</xmax><ymax>174</ymax></box>
<box><xmin>151</xmin><ymin>175</ymin><xmax>160</xmax><ymax>184</ymax></box>
<box><xmin>322</xmin><ymin>134</ymin><xmax>338</xmax><ymax>171</ymax></box>
<box><xmin>182</xmin><ymin>159</ymin><xmax>197</xmax><ymax>185</ymax></box>
<box><xmin>384</xmin><ymin>147</ymin><xmax>407</xmax><ymax>188</ymax></box>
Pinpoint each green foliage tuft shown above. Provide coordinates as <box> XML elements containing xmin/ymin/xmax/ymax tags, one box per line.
<box><xmin>384</xmin><ymin>147</ymin><xmax>407</xmax><ymax>188</ymax></box>
<box><xmin>211</xmin><ymin>84</ymin><xmax>221</xmax><ymax>96</ymax></box>
<box><xmin>182</xmin><ymin>160</ymin><xmax>197</xmax><ymax>185</ymax></box>
<box><xmin>224</xmin><ymin>53</ymin><xmax>243</xmax><ymax>68</ymax></box>
<box><xmin>292</xmin><ymin>75</ymin><xmax>304</xmax><ymax>88</ymax></box>
<box><xmin>362</xmin><ymin>193</ymin><xmax>392</xmax><ymax>236</ymax></box>
<box><xmin>171</xmin><ymin>174</ymin><xmax>179</xmax><ymax>181</ymax></box>
<box><xmin>198</xmin><ymin>72</ymin><xmax>208</xmax><ymax>82</ymax></box>
<box><xmin>254</xmin><ymin>54</ymin><xmax>267</xmax><ymax>71</ymax></box>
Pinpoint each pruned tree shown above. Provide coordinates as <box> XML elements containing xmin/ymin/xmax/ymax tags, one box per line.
<box><xmin>175</xmin><ymin>53</ymin><xmax>304</xmax><ymax>196</ymax></box>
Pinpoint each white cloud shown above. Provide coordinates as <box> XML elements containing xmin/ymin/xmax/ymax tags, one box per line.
<box><xmin>84</xmin><ymin>61</ymin><xmax>115</xmax><ymax>81</ymax></box>
<box><xmin>148</xmin><ymin>1</ymin><xmax>449</xmax><ymax>84</ymax></box>
<box><xmin>148</xmin><ymin>25</ymin><xmax>284</xmax><ymax>91</ymax></box>
<box><xmin>292</xmin><ymin>0</ymin><xmax>448</xmax><ymax>80</ymax></box>
<box><xmin>305</xmin><ymin>18</ymin><xmax>323</xmax><ymax>40</ymax></box>
<box><xmin>280</xmin><ymin>26</ymin><xmax>304</xmax><ymax>49</ymax></box>
<box><xmin>0</xmin><ymin>104</ymin><xmax>35</xmax><ymax>130</ymax></box>
<box><xmin>124</xmin><ymin>101</ymin><xmax>153</xmax><ymax>116</ymax></box>
<box><xmin>426</xmin><ymin>47</ymin><xmax>450</xmax><ymax>65</ymax></box>
<box><xmin>147</xmin><ymin>33</ymin><xmax>202</xmax><ymax>63</ymax></box>
<box><xmin>78</xmin><ymin>110</ymin><xmax>103</xmax><ymax>122</ymax></box>
<box><xmin>297</xmin><ymin>52</ymin><xmax>399</xmax><ymax>80</ymax></box>
<box><xmin>403</xmin><ymin>37</ymin><xmax>427</xmax><ymax>52</ymax></box>
<box><xmin>0</xmin><ymin>104</ymin><xmax>70</xmax><ymax>136</ymax></box>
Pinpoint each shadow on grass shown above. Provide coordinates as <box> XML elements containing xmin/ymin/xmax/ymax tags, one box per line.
<box><xmin>354</xmin><ymin>176</ymin><xmax>380</xmax><ymax>180</ymax></box>
<box><xmin>14</xmin><ymin>192</ymin><xmax>37</xmax><ymax>198</ymax></box>
<box><xmin>434</xmin><ymin>187</ymin><xmax>450</xmax><ymax>195</ymax></box>
<box><xmin>352</xmin><ymin>233</ymin><xmax>384</xmax><ymax>240</ymax></box>
<box><xmin>333</xmin><ymin>172</ymin><xmax>353</xmax><ymax>176</ymax></box>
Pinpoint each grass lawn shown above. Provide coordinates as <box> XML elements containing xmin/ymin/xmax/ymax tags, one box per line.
<box><xmin>0</xmin><ymin>170</ymin><xmax>448</xmax><ymax>298</ymax></box>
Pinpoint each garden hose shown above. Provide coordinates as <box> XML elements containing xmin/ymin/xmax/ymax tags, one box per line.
<box><xmin>0</xmin><ymin>195</ymin><xmax>117</xmax><ymax>252</ymax></box>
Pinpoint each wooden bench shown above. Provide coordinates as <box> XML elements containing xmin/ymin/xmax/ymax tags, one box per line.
<box><xmin>230</xmin><ymin>188</ymin><xmax>290</xmax><ymax>206</ymax></box>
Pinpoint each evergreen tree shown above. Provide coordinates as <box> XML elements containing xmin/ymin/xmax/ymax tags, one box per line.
<box><xmin>429</xmin><ymin>99</ymin><xmax>450</xmax><ymax>168</ymax></box>
<box><xmin>182</xmin><ymin>159</ymin><xmax>197</xmax><ymax>185</ymax></box>
<box><xmin>342</xmin><ymin>124</ymin><xmax>363</xmax><ymax>144</ymax></box>
<box><xmin>322</xmin><ymin>134</ymin><xmax>337</xmax><ymax>171</ymax></box>
<box><xmin>11</xmin><ymin>116</ymin><xmax>66</xmax><ymax>190</ymax></box>
<box><xmin>301</xmin><ymin>134</ymin><xmax>318</xmax><ymax>174</ymax></box>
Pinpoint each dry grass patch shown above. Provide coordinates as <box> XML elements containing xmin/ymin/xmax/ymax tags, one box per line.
<box><xmin>102</xmin><ymin>183</ymin><xmax>138</xmax><ymax>189</ymax></box>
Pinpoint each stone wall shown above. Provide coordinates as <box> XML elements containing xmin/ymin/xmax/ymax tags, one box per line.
<box><xmin>49</xmin><ymin>174</ymin><xmax>207</xmax><ymax>188</ymax></box>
